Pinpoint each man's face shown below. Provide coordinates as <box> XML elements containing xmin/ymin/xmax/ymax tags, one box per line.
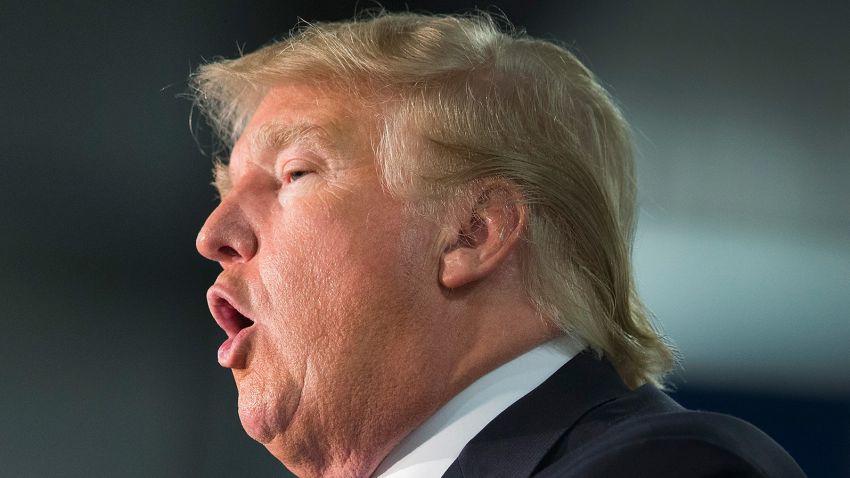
<box><xmin>196</xmin><ymin>85</ymin><xmax>448</xmax><ymax>462</ymax></box>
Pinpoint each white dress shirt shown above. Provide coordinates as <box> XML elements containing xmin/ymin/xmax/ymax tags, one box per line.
<box><xmin>373</xmin><ymin>335</ymin><xmax>586</xmax><ymax>478</ymax></box>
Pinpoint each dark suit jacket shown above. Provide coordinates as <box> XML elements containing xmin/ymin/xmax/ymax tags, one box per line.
<box><xmin>442</xmin><ymin>351</ymin><xmax>805</xmax><ymax>477</ymax></box>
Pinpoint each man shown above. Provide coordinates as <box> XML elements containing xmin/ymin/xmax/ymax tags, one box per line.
<box><xmin>194</xmin><ymin>12</ymin><xmax>804</xmax><ymax>478</ymax></box>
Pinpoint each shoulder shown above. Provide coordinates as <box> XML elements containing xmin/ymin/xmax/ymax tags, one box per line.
<box><xmin>446</xmin><ymin>353</ymin><xmax>805</xmax><ymax>478</ymax></box>
<box><xmin>536</xmin><ymin>387</ymin><xmax>806</xmax><ymax>478</ymax></box>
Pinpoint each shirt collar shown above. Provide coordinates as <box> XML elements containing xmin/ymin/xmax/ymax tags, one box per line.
<box><xmin>373</xmin><ymin>335</ymin><xmax>586</xmax><ymax>478</ymax></box>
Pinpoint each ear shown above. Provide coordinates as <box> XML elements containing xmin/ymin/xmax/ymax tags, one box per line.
<box><xmin>440</xmin><ymin>184</ymin><xmax>527</xmax><ymax>289</ymax></box>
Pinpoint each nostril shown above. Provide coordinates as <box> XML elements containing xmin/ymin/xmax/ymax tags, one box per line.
<box><xmin>220</xmin><ymin>246</ymin><xmax>240</xmax><ymax>257</ymax></box>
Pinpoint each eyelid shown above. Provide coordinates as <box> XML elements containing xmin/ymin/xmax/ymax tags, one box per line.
<box><xmin>275</xmin><ymin>157</ymin><xmax>317</xmax><ymax>183</ymax></box>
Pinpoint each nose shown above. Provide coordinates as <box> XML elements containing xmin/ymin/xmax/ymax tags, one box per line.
<box><xmin>196</xmin><ymin>196</ymin><xmax>258</xmax><ymax>265</ymax></box>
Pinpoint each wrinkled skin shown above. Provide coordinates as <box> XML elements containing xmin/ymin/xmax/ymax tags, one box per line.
<box><xmin>196</xmin><ymin>85</ymin><xmax>460</xmax><ymax>477</ymax></box>
<box><xmin>196</xmin><ymin>84</ymin><xmax>555</xmax><ymax>477</ymax></box>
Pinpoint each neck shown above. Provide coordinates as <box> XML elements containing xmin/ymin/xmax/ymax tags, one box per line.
<box><xmin>269</xmin><ymin>296</ymin><xmax>558</xmax><ymax>478</ymax></box>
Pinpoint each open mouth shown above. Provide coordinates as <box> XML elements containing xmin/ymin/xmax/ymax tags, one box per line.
<box><xmin>209</xmin><ymin>295</ymin><xmax>255</xmax><ymax>338</ymax></box>
<box><xmin>207</xmin><ymin>291</ymin><xmax>257</xmax><ymax>369</ymax></box>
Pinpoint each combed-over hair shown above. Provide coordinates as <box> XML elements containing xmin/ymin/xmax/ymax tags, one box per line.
<box><xmin>191</xmin><ymin>11</ymin><xmax>677</xmax><ymax>388</ymax></box>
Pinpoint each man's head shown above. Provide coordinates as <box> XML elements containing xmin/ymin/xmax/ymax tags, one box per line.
<box><xmin>194</xmin><ymin>11</ymin><xmax>674</xmax><ymax>477</ymax></box>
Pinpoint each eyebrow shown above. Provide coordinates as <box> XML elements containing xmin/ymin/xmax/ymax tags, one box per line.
<box><xmin>212</xmin><ymin>158</ymin><xmax>231</xmax><ymax>198</ymax></box>
<box><xmin>212</xmin><ymin>121</ymin><xmax>338</xmax><ymax>198</ymax></box>
<box><xmin>250</xmin><ymin>121</ymin><xmax>338</xmax><ymax>157</ymax></box>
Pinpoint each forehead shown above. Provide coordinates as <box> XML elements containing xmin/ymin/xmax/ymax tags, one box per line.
<box><xmin>232</xmin><ymin>85</ymin><xmax>372</xmax><ymax>161</ymax></box>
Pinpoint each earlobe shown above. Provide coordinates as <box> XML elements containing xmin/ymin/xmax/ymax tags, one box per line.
<box><xmin>439</xmin><ymin>185</ymin><xmax>526</xmax><ymax>289</ymax></box>
<box><xmin>440</xmin><ymin>247</ymin><xmax>481</xmax><ymax>289</ymax></box>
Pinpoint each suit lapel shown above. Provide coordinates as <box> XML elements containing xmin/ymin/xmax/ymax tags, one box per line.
<box><xmin>442</xmin><ymin>351</ymin><xmax>629</xmax><ymax>478</ymax></box>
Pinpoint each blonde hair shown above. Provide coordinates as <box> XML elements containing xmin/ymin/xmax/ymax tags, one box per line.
<box><xmin>191</xmin><ymin>11</ymin><xmax>676</xmax><ymax>388</ymax></box>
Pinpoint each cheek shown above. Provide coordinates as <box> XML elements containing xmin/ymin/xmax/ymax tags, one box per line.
<box><xmin>255</xmin><ymin>191</ymin><xmax>433</xmax><ymax>349</ymax></box>
<box><xmin>257</xmin><ymin>210</ymin><xmax>367</xmax><ymax>339</ymax></box>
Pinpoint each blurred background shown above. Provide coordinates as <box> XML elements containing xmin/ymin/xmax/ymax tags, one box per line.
<box><xmin>2</xmin><ymin>0</ymin><xmax>847</xmax><ymax>476</ymax></box>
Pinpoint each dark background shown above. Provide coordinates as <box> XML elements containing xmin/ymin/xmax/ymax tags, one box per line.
<box><xmin>2</xmin><ymin>1</ymin><xmax>848</xmax><ymax>476</ymax></box>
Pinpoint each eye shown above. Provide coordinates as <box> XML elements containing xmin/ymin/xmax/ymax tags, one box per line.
<box><xmin>276</xmin><ymin>158</ymin><xmax>315</xmax><ymax>185</ymax></box>
<box><xmin>287</xmin><ymin>170</ymin><xmax>311</xmax><ymax>183</ymax></box>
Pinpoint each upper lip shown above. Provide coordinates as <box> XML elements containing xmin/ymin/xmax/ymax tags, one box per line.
<box><xmin>206</xmin><ymin>284</ymin><xmax>255</xmax><ymax>338</ymax></box>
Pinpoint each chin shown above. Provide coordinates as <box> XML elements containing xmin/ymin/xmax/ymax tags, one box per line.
<box><xmin>235</xmin><ymin>378</ymin><xmax>291</xmax><ymax>445</ymax></box>
<box><xmin>232</xmin><ymin>359</ymin><xmax>299</xmax><ymax>445</ymax></box>
<box><xmin>237</xmin><ymin>394</ymin><xmax>325</xmax><ymax>476</ymax></box>
<box><xmin>238</xmin><ymin>399</ymin><xmax>283</xmax><ymax>444</ymax></box>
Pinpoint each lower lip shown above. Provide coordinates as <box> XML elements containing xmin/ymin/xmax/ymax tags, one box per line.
<box><xmin>218</xmin><ymin>326</ymin><xmax>256</xmax><ymax>369</ymax></box>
